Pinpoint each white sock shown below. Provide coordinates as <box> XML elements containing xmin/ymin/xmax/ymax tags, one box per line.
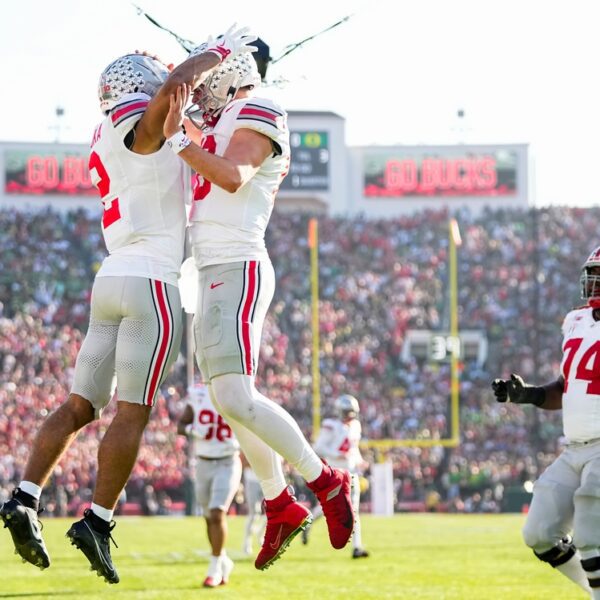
<box><xmin>556</xmin><ymin>551</ymin><xmax>592</xmax><ymax>593</ymax></box>
<box><xmin>209</xmin><ymin>385</ymin><xmax>287</xmax><ymax>500</ymax></box>
<box><xmin>19</xmin><ymin>481</ymin><xmax>42</xmax><ymax>500</ymax></box>
<box><xmin>90</xmin><ymin>502</ymin><xmax>114</xmax><ymax>522</ymax></box>
<box><xmin>212</xmin><ymin>374</ymin><xmax>323</xmax><ymax>482</ymax></box>
<box><xmin>351</xmin><ymin>473</ymin><xmax>363</xmax><ymax>548</ymax></box>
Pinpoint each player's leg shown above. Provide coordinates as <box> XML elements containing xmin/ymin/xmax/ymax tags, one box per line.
<box><xmin>204</xmin><ymin>454</ymin><xmax>242</xmax><ymax>586</ymax></box>
<box><xmin>243</xmin><ymin>469</ymin><xmax>265</xmax><ymax>554</ymax></box>
<box><xmin>208</xmin><ymin>387</ymin><xmax>311</xmax><ymax>570</ymax></box>
<box><xmin>349</xmin><ymin>472</ymin><xmax>368</xmax><ymax>558</ymax></box>
<box><xmin>199</xmin><ymin>261</ymin><xmax>354</xmax><ymax>552</ymax></box>
<box><xmin>67</xmin><ymin>277</ymin><xmax>182</xmax><ymax>584</ymax></box>
<box><xmin>1</xmin><ymin>277</ymin><xmax>117</xmax><ymax>570</ymax></box>
<box><xmin>573</xmin><ymin>448</ymin><xmax>600</xmax><ymax>597</ymax></box>
<box><xmin>522</xmin><ymin>449</ymin><xmax>591</xmax><ymax>594</ymax></box>
<box><xmin>194</xmin><ymin>459</ymin><xmax>222</xmax><ymax>587</ymax></box>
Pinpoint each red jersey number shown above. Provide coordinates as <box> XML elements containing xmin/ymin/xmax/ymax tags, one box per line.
<box><xmin>562</xmin><ymin>337</ymin><xmax>600</xmax><ymax>395</ymax></box>
<box><xmin>89</xmin><ymin>151</ymin><xmax>121</xmax><ymax>228</ymax></box>
<box><xmin>198</xmin><ymin>409</ymin><xmax>232</xmax><ymax>442</ymax></box>
<box><xmin>192</xmin><ymin>135</ymin><xmax>216</xmax><ymax>201</ymax></box>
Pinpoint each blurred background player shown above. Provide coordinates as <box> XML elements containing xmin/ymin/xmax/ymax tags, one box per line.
<box><xmin>489</xmin><ymin>245</ymin><xmax>600</xmax><ymax>598</ymax></box>
<box><xmin>241</xmin><ymin>453</ymin><xmax>266</xmax><ymax>555</ymax></box>
<box><xmin>304</xmin><ymin>394</ymin><xmax>369</xmax><ymax>559</ymax></box>
<box><xmin>0</xmin><ymin>27</ymin><xmax>256</xmax><ymax>584</ymax></box>
<box><xmin>178</xmin><ymin>381</ymin><xmax>241</xmax><ymax>588</ymax></box>
<box><xmin>162</xmin><ymin>47</ymin><xmax>354</xmax><ymax>571</ymax></box>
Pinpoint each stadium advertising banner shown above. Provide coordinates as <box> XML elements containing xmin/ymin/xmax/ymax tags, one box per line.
<box><xmin>280</xmin><ymin>130</ymin><xmax>329</xmax><ymax>191</ymax></box>
<box><xmin>4</xmin><ymin>147</ymin><xmax>95</xmax><ymax>196</ymax></box>
<box><xmin>363</xmin><ymin>146</ymin><xmax>519</xmax><ymax>198</ymax></box>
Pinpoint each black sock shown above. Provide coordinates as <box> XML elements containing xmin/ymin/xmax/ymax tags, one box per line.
<box><xmin>87</xmin><ymin>510</ymin><xmax>111</xmax><ymax>534</ymax></box>
<box><xmin>14</xmin><ymin>489</ymin><xmax>39</xmax><ymax>511</ymax></box>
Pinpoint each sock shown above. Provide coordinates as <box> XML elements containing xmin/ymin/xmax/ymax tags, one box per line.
<box><xmin>89</xmin><ymin>503</ymin><xmax>114</xmax><ymax>533</ymax></box>
<box><xmin>19</xmin><ymin>481</ymin><xmax>42</xmax><ymax>501</ymax></box>
<box><xmin>15</xmin><ymin>483</ymin><xmax>40</xmax><ymax>510</ymax></box>
<box><xmin>352</xmin><ymin>515</ymin><xmax>363</xmax><ymax>549</ymax></box>
<box><xmin>558</xmin><ymin>551</ymin><xmax>592</xmax><ymax>593</ymax></box>
<box><xmin>351</xmin><ymin>473</ymin><xmax>362</xmax><ymax>548</ymax></box>
<box><xmin>211</xmin><ymin>374</ymin><xmax>323</xmax><ymax>483</ymax></box>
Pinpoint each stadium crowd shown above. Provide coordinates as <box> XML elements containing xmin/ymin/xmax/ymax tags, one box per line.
<box><xmin>1</xmin><ymin>205</ymin><xmax>594</xmax><ymax>514</ymax></box>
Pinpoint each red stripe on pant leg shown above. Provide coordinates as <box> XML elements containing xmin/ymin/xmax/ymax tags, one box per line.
<box><xmin>241</xmin><ymin>262</ymin><xmax>257</xmax><ymax>375</ymax></box>
<box><xmin>146</xmin><ymin>281</ymin><xmax>171</xmax><ymax>406</ymax></box>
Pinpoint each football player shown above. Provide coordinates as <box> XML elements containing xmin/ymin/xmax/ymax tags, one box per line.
<box><xmin>178</xmin><ymin>382</ymin><xmax>241</xmax><ymax>587</ymax></box>
<box><xmin>490</xmin><ymin>247</ymin><xmax>600</xmax><ymax>597</ymax></box>
<box><xmin>0</xmin><ymin>26</ymin><xmax>256</xmax><ymax>584</ymax></box>
<box><xmin>162</xmin><ymin>49</ymin><xmax>355</xmax><ymax>571</ymax></box>
<box><xmin>304</xmin><ymin>394</ymin><xmax>369</xmax><ymax>558</ymax></box>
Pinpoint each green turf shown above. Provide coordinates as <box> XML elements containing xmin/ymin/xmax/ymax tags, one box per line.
<box><xmin>0</xmin><ymin>514</ymin><xmax>587</xmax><ymax>599</ymax></box>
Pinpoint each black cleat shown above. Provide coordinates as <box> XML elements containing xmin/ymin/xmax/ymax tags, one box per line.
<box><xmin>66</xmin><ymin>509</ymin><xmax>119</xmax><ymax>584</ymax></box>
<box><xmin>352</xmin><ymin>547</ymin><xmax>370</xmax><ymax>559</ymax></box>
<box><xmin>0</xmin><ymin>489</ymin><xmax>50</xmax><ymax>569</ymax></box>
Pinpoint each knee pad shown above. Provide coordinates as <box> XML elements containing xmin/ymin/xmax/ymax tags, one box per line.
<box><xmin>534</xmin><ymin>536</ymin><xmax>576</xmax><ymax>567</ymax></box>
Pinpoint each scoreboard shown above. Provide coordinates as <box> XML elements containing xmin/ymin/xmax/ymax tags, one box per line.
<box><xmin>279</xmin><ymin>130</ymin><xmax>330</xmax><ymax>191</ymax></box>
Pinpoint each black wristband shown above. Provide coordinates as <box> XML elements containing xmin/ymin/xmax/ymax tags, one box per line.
<box><xmin>524</xmin><ymin>386</ymin><xmax>546</xmax><ymax>407</ymax></box>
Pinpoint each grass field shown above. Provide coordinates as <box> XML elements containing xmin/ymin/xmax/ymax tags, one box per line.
<box><xmin>0</xmin><ymin>513</ymin><xmax>588</xmax><ymax>599</ymax></box>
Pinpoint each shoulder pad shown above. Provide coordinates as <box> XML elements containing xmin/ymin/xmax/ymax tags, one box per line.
<box><xmin>234</xmin><ymin>97</ymin><xmax>288</xmax><ymax>147</ymax></box>
<box><xmin>562</xmin><ymin>306</ymin><xmax>590</xmax><ymax>334</ymax></box>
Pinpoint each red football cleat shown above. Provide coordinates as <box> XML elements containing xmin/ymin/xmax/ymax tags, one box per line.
<box><xmin>203</xmin><ymin>575</ymin><xmax>221</xmax><ymax>588</ymax></box>
<box><xmin>307</xmin><ymin>461</ymin><xmax>355</xmax><ymax>549</ymax></box>
<box><xmin>255</xmin><ymin>487</ymin><xmax>312</xmax><ymax>571</ymax></box>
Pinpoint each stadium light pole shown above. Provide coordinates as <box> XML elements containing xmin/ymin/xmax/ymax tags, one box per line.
<box><xmin>308</xmin><ymin>218</ymin><xmax>321</xmax><ymax>441</ymax></box>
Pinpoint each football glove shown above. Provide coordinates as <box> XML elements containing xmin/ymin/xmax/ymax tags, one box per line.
<box><xmin>491</xmin><ymin>373</ymin><xmax>545</xmax><ymax>407</ymax></box>
<box><xmin>205</xmin><ymin>24</ymin><xmax>258</xmax><ymax>62</ymax></box>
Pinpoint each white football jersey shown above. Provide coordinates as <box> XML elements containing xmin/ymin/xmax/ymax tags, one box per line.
<box><xmin>189</xmin><ymin>96</ymin><xmax>290</xmax><ymax>268</ymax></box>
<box><xmin>560</xmin><ymin>306</ymin><xmax>600</xmax><ymax>442</ymax></box>
<box><xmin>186</xmin><ymin>383</ymin><xmax>240</xmax><ymax>458</ymax></box>
<box><xmin>313</xmin><ymin>417</ymin><xmax>363</xmax><ymax>472</ymax></box>
<box><xmin>89</xmin><ymin>93</ymin><xmax>187</xmax><ymax>286</ymax></box>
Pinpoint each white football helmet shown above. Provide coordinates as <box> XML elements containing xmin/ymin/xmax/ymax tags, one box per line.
<box><xmin>581</xmin><ymin>245</ymin><xmax>600</xmax><ymax>306</ymax></box>
<box><xmin>335</xmin><ymin>395</ymin><xmax>360</xmax><ymax>420</ymax></box>
<box><xmin>98</xmin><ymin>54</ymin><xmax>169</xmax><ymax>114</ymax></box>
<box><xmin>185</xmin><ymin>47</ymin><xmax>261</xmax><ymax>129</ymax></box>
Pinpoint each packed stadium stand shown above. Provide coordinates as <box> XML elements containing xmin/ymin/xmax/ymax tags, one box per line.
<box><xmin>1</xmin><ymin>205</ymin><xmax>591</xmax><ymax>515</ymax></box>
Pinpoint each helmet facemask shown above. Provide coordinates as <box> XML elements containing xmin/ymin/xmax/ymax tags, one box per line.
<box><xmin>580</xmin><ymin>247</ymin><xmax>600</xmax><ymax>308</ymax></box>
<box><xmin>335</xmin><ymin>395</ymin><xmax>360</xmax><ymax>420</ymax></box>
<box><xmin>185</xmin><ymin>51</ymin><xmax>261</xmax><ymax>130</ymax></box>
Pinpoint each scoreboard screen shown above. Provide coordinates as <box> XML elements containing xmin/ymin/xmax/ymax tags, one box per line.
<box><xmin>280</xmin><ymin>131</ymin><xmax>329</xmax><ymax>191</ymax></box>
<box><xmin>363</xmin><ymin>148</ymin><xmax>518</xmax><ymax>198</ymax></box>
<box><xmin>5</xmin><ymin>148</ymin><xmax>95</xmax><ymax>196</ymax></box>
